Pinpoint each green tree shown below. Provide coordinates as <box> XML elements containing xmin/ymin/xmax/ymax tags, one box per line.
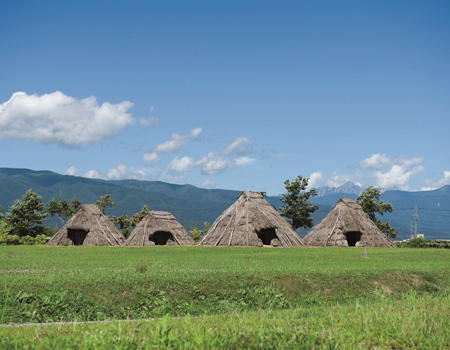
<box><xmin>96</xmin><ymin>194</ymin><xmax>115</xmax><ymax>213</ymax></box>
<box><xmin>279</xmin><ymin>176</ymin><xmax>320</xmax><ymax>230</ymax></box>
<box><xmin>5</xmin><ymin>190</ymin><xmax>47</xmax><ymax>237</ymax></box>
<box><xmin>190</xmin><ymin>221</ymin><xmax>210</xmax><ymax>243</ymax></box>
<box><xmin>111</xmin><ymin>214</ymin><xmax>132</xmax><ymax>237</ymax></box>
<box><xmin>47</xmin><ymin>198</ymin><xmax>81</xmax><ymax>224</ymax></box>
<box><xmin>130</xmin><ymin>205</ymin><xmax>149</xmax><ymax>227</ymax></box>
<box><xmin>111</xmin><ymin>205</ymin><xmax>149</xmax><ymax>238</ymax></box>
<box><xmin>357</xmin><ymin>186</ymin><xmax>397</xmax><ymax>239</ymax></box>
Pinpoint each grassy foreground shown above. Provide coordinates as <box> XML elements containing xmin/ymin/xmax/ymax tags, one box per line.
<box><xmin>0</xmin><ymin>246</ymin><xmax>449</xmax><ymax>348</ymax></box>
<box><xmin>1</xmin><ymin>294</ymin><xmax>448</xmax><ymax>349</ymax></box>
<box><xmin>0</xmin><ymin>246</ymin><xmax>448</xmax><ymax>323</ymax></box>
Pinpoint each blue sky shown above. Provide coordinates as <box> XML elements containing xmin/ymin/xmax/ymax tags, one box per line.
<box><xmin>1</xmin><ymin>0</ymin><xmax>449</xmax><ymax>194</ymax></box>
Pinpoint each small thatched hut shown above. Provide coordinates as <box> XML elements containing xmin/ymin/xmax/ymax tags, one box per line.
<box><xmin>303</xmin><ymin>198</ymin><xmax>395</xmax><ymax>247</ymax></box>
<box><xmin>124</xmin><ymin>210</ymin><xmax>193</xmax><ymax>246</ymax></box>
<box><xmin>47</xmin><ymin>204</ymin><xmax>125</xmax><ymax>246</ymax></box>
<box><xmin>199</xmin><ymin>191</ymin><xmax>303</xmax><ymax>247</ymax></box>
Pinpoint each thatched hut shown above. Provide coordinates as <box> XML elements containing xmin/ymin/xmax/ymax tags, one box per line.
<box><xmin>303</xmin><ymin>198</ymin><xmax>395</xmax><ymax>247</ymax></box>
<box><xmin>47</xmin><ymin>204</ymin><xmax>125</xmax><ymax>246</ymax></box>
<box><xmin>199</xmin><ymin>191</ymin><xmax>303</xmax><ymax>247</ymax></box>
<box><xmin>124</xmin><ymin>210</ymin><xmax>193</xmax><ymax>246</ymax></box>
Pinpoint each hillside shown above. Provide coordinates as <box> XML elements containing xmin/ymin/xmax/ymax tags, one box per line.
<box><xmin>0</xmin><ymin>168</ymin><xmax>449</xmax><ymax>239</ymax></box>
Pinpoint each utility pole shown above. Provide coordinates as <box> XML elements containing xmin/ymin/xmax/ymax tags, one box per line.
<box><xmin>413</xmin><ymin>206</ymin><xmax>419</xmax><ymax>238</ymax></box>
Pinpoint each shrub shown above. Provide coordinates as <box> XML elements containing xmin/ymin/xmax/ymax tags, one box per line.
<box><xmin>397</xmin><ymin>237</ymin><xmax>450</xmax><ymax>249</ymax></box>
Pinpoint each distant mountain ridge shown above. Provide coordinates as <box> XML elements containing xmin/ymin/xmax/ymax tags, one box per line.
<box><xmin>0</xmin><ymin>168</ymin><xmax>449</xmax><ymax>240</ymax></box>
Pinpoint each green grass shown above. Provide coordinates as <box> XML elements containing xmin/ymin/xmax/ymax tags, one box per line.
<box><xmin>1</xmin><ymin>293</ymin><xmax>448</xmax><ymax>349</ymax></box>
<box><xmin>0</xmin><ymin>246</ymin><xmax>449</xmax><ymax>348</ymax></box>
<box><xmin>0</xmin><ymin>246</ymin><xmax>448</xmax><ymax>324</ymax></box>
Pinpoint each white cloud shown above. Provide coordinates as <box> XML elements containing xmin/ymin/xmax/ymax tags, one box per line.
<box><xmin>65</xmin><ymin>166</ymin><xmax>77</xmax><ymax>176</ymax></box>
<box><xmin>142</xmin><ymin>151</ymin><xmax>159</xmax><ymax>163</ymax></box>
<box><xmin>322</xmin><ymin>155</ymin><xmax>425</xmax><ymax>190</ymax></box>
<box><xmin>168</xmin><ymin>156</ymin><xmax>195</xmax><ymax>173</ymax></box>
<box><xmin>360</xmin><ymin>153</ymin><xmax>391</xmax><ymax>169</ymax></box>
<box><xmin>107</xmin><ymin>164</ymin><xmax>128</xmax><ymax>179</ymax></box>
<box><xmin>308</xmin><ymin>172</ymin><xmax>324</xmax><ymax>188</ymax></box>
<box><xmin>83</xmin><ymin>164</ymin><xmax>158</xmax><ymax>181</ymax></box>
<box><xmin>0</xmin><ymin>91</ymin><xmax>134</xmax><ymax>146</ymax></box>
<box><xmin>373</xmin><ymin>157</ymin><xmax>424</xmax><ymax>190</ymax></box>
<box><xmin>223</xmin><ymin>137</ymin><xmax>253</xmax><ymax>155</ymax></box>
<box><xmin>196</xmin><ymin>152</ymin><xmax>231</xmax><ymax>175</ymax></box>
<box><xmin>138</xmin><ymin>116</ymin><xmax>159</xmax><ymax>127</ymax></box>
<box><xmin>234</xmin><ymin>157</ymin><xmax>255</xmax><ymax>166</ymax></box>
<box><xmin>422</xmin><ymin>170</ymin><xmax>450</xmax><ymax>190</ymax></box>
<box><xmin>200</xmin><ymin>179</ymin><xmax>216</xmax><ymax>188</ymax></box>
<box><xmin>143</xmin><ymin>127</ymin><xmax>202</xmax><ymax>163</ymax></box>
<box><xmin>326</xmin><ymin>172</ymin><xmax>361</xmax><ymax>188</ymax></box>
<box><xmin>84</xmin><ymin>169</ymin><xmax>102</xmax><ymax>179</ymax></box>
<box><xmin>154</xmin><ymin>128</ymin><xmax>202</xmax><ymax>153</ymax></box>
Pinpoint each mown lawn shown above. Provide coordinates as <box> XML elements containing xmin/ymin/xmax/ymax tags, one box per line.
<box><xmin>0</xmin><ymin>246</ymin><xmax>449</xmax><ymax>348</ymax></box>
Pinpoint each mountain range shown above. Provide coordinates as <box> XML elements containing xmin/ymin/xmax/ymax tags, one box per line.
<box><xmin>1</xmin><ymin>168</ymin><xmax>449</xmax><ymax>240</ymax></box>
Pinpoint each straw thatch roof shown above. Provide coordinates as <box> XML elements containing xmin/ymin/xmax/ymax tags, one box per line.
<box><xmin>47</xmin><ymin>204</ymin><xmax>125</xmax><ymax>246</ymax></box>
<box><xmin>303</xmin><ymin>198</ymin><xmax>395</xmax><ymax>247</ymax></box>
<box><xmin>199</xmin><ymin>191</ymin><xmax>303</xmax><ymax>247</ymax></box>
<box><xmin>124</xmin><ymin>210</ymin><xmax>193</xmax><ymax>246</ymax></box>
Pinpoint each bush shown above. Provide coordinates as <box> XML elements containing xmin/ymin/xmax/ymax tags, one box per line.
<box><xmin>405</xmin><ymin>237</ymin><xmax>427</xmax><ymax>248</ymax></box>
<box><xmin>0</xmin><ymin>232</ymin><xmax>49</xmax><ymax>245</ymax></box>
<box><xmin>397</xmin><ymin>237</ymin><xmax>450</xmax><ymax>249</ymax></box>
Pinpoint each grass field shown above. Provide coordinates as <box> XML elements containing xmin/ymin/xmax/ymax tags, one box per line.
<box><xmin>1</xmin><ymin>246</ymin><xmax>449</xmax><ymax>348</ymax></box>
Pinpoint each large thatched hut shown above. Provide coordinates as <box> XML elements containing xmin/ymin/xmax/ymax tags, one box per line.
<box><xmin>303</xmin><ymin>198</ymin><xmax>395</xmax><ymax>247</ymax></box>
<box><xmin>124</xmin><ymin>210</ymin><xmax>193</xmax><ymax>246</ymax></box>
<box><xmin>199</xmin><ymin>191</ymin><xmax>303</xmax><ymax>247</ymax></box>
<box><xmin>47</xmin><ymin>204</ymin><xmax>125</xmax><ymax>246</ymax></box>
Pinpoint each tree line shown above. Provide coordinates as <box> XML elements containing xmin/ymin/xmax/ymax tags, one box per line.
<box><xmin>0</xmin><ymin>175</ymin><xmax>396</xmax><ymax>245</ymax></box>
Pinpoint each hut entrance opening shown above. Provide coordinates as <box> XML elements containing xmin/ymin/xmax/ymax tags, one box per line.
<box><xmin>257</xmin><ymin>228</ymin><xmax>278</xmax><ymax>246</ymax></box>
<box><xmin>150</xmin><ymin>231</ymin><xmax>174</xmax><ymax>245</ymax></box>
<box><xmin>344</xmin><ymin>231</ymin><xmax>362</xmax><ymax>246</ymax></box>
<box><xmin>68</xmin><ymin>229</ymin><xmax>88</xmax><ymax>246</ymax></box>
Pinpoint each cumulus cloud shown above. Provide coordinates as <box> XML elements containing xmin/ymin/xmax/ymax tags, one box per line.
<box><xmin>321</xmin><ymin>155</ymin><xmax>425</xmax><ymax>190</ymax></box>
<box><xmin>422</xmin><ymin>170</ymin><xmax>450</xmax><ymax>190</ymax></box>
<box><xmin>65</xmin><ymin>166</ymin><xmax>77</xmax><ymax>176</ymax></box>
<box><xmin>106</xmin><ymin>164</ymin><xmax>128</xmax><ymax>180</ymax></box>
<box><xmin>326</xmin><ymin>172</ymin><xmax>362</xmax><ymax>188</ymax></box>
<box><xmin>373</xmin><ymin>157</ymin><xmax>424</xmax><ymax>189</ymax></box>
<box><xmin>168</xmin><ymin>156</ymin><xmax>195</xmax><ymax>173</ymax></box>
<box><xmin>155</xmin><ymin>128</ymin><xmax>202</xmax><ymax>153</ymax></box>
<box><xmin>143</xmin><ymin>127</ymin><xmax>202</xmax><ymax>163</ymax></box>
<box><xmin>360</xmin><ymin>153</ymin><xmax>391</xmax><ymax>169</ymax></box>
<box><xmin>196</xmin><ymin>152</ymin><xmax>231</xmax><ymax>175</ymax></box>
<box><xmin>82</xmin><ymin>164</ymin><xmax>157</xmax><ymax>180</ymax></box>
<box><xmin>0</xmin><ymin>91</ymin><xmax>134</xmax><ymax>146</ymax></box>
<box><xmin>223</xmin><ymin>137</ymin><xmax>253</xmax><ymax>155</ymax></box>
<box><xmin>308</xmin><ymin>172</ymin><xmax>324</xmax><ymax>188</ymax></box>
<box><xmin>142</xmin><ymin>151</ymin><xmax>159</xmax><ymax>163</ymax></box>
<box><xmin>84</xmin><ymin>169</ymin><xmax>102</xmax><ymax>179</ymax></box>
<box><xmin>234</xmin><ymin>157</ymin><xmax>255</xmax><ymax>166</ymax></box>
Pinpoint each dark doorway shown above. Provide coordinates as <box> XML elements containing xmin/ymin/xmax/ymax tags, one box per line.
<box><xmin>344</xmin><ymin>231</ymin><xmax>362</xmax><ymax>246</ymax></box>
<box><xmin>150</xmin><ymin>231</ymin><xmax>174</xmax><ymax>245</ymax></box>
<box><xmin>257</xmin><ymin>228</ymin><xmax>278</xmax><ymax>245</ymax></box>
<box><xmin>68</xmin><ymin>229</ymin><xmax>88</xmax><ymax>246</ymax></box>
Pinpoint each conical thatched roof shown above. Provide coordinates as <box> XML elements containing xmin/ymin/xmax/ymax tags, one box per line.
<box><xmin>47</xmin><ymin>204</ymin><xmax>125</xmax><ymax>246</ymax></box>
<box><xmin>200</xmin><ymin>191</ymin><xmax>303</xmax><ymax>247</ymax></box>
<box><xmin>124</xmin><ymin>210</ymin><xmax>193</xmax><ymax>246</ymax></box>
<box><xmin>303</xmin><ymin>198</ymin><xmax>395</xmax><ymax>247</ymax></box>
